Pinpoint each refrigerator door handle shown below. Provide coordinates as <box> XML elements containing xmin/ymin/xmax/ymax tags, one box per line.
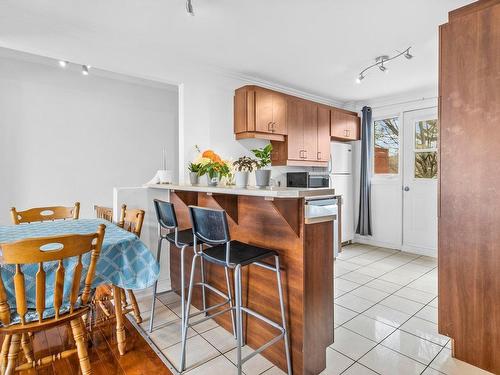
<box><xmin>328</xmin><ymin>154</ymin><xmax>333</xmax><ymax>174</ymax></box>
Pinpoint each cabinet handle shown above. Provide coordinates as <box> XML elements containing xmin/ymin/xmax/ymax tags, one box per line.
<box><xmin>347</xmin><ymin>129</ymin><xmax>351</xmax><ymax>137</ymax></box>
<box><xmin>344</xmin><ymin>129</ymin><xmax>347</xmax><ymax>137</ymax></box>
<box><xmin>268</xmin><ymin>122</ymin><xmax>273</xmax><ymax>131</ymax></box>
<box><xmin>271</xmin><ymin>122</ymin><xmax>276</xmax><ymax>132</ymax></box>
<box><xmin>299</xmin><ymin>150</ymin><xmax>303</xmax><ymax>158</ymax></box>
<box><xmin>303</xmin><ymin>150</ymin><xmax>307</xmax><ymax>159</ymax></box>
<box><xmin>317</xmin><ymin>151</ymin><xmax>321</xmax><ymax>160</ymax></box>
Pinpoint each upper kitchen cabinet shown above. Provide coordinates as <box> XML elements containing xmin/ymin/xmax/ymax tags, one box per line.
<box><xmin>234</xmin><ymin>85</ymin><xmax>287</xmax><ymax>141</ymax></box>
<box><xmin>271</xmin><ymin>99</ymin><xmax>329</xmax><ymax>167</ymax></box>
<box><xmin>331</xmin><ymin>109</ymin><xmax>360</xmax><ymax>141</ymax></box>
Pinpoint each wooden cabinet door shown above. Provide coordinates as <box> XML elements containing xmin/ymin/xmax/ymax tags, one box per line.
<box><xmin>286</xmin><ymin>99</ymin><xmax>304</xmax><ymax>160</ymax></box>
<box><xmin>317</xmin><ymin>106</ymin><xmax>331</xmax><ymax>161</ymax></box>
<box><xmin>345</xmin><ymin>114</ymin><xmax>360</xmax><ymax>140</ymax></box>
<box><xmin>330</xmin><ymin>110</ymin><xmax>347</xmax><ymax>139</ymax></box>
<box><xmin>303</xmin><ymin>102</ymin><xmax>318</xmax><ymax>161</ymax></box>
<box><xmin>255</xmin><ymin>88</ymin><xmax>274</xmax><ymax>133</ymax></box>
<box><xmin>272</xmin><ymin>93</ymin><xmax>287</xmax><ymax>135</ymax></box>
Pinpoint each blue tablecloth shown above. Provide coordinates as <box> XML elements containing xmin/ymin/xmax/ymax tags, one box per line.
<box><xmin>0</xmin><ymin>219</ymin><xmax>159</xmax><ymax>316</ymax></box>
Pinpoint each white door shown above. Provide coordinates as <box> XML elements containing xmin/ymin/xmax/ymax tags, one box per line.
<box><xmin>402</xmin><ymin>108</ymin><xmax>438</xmax><ymax>256</ymax></box>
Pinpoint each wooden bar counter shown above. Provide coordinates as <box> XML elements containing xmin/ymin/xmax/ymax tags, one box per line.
<box><xmin>148</xmin><ymin>184</ymin><xmax>335</xmax><ymax>375</ymax></box>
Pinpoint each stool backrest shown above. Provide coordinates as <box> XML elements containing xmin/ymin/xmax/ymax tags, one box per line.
<box><xmin>153</xmin><ymin>199</ymin><xmax>178</xmax><ymax>229</ymax></box>
<box><xmin>188</xmin><ymin>206</ymin><xmax>230</xmax><ymax>245</ymax></box>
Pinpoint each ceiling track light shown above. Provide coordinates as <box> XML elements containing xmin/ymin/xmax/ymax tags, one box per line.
<box><xmin>58</xmin><ymin>60</ymin><xmax>68</xmax><ymax>68</ymax></box>
<box><xmin>186</xmin><ymin>0</ymin><xmax>194</xmax><ymax>15</ymax></box>
<box><xmin>356</xmin><ymin>47</ymin><xmax>413</xmax><ymax>83</ymax></box>
<box><xmin>82</xmin><ymin>65</ymin><xmax>90</xmax><ymax>75</ymax></box>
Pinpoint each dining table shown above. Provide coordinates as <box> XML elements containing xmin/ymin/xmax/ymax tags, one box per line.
<box><xmin>0</xmin><ymin>218</ymin><xmax>159</xmax><ymax>353</ymax></box>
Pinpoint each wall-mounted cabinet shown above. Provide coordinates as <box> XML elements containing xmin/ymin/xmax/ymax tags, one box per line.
<box><xmin>234</xmin><ymin>86</ymin><xmax>287</xmax><ymax>141</ymax></box>
<box><xmin>234</xmin><ymin>85</ymin><xmax>360</xmax><ymax>167</ymax></box>
<box><xmin>331</xmin><ymin>109</ymin><xmax>360</xmax><ymax>141</ymax></box>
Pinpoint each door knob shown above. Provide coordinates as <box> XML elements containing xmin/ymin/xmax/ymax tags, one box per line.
<box><xmin>404</xmin><ymin>186</ymin><xmax>410</xmax><ymax>192</ymax></box>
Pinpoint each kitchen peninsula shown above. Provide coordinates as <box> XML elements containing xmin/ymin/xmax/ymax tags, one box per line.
<box><xmin>147</xmin><ymin>184</ymin><xmax>335</xmax><ymax>375</ymax></box>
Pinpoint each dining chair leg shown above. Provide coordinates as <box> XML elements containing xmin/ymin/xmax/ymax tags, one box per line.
<box><xmin>113</xmin><ymin>285</ymin><xmax>127</xmax><ymax>355</ymax></box>
<box><xmin>120</xmin><ymin>288</ymin><xmax>128</xmax><ymax>309</ymax></box>
<box><xmin>70</xmin><ymin>318</ymin><xmax>92</xmax><ymax>375</ymax></box>
<box><xmin>127</xmin><ymin>290</ymin><xmax>142</xmax><ymax>324</ymax></box>
<box><xmin>20</xmin><ymin>333</ymin><xmax>34</xmax><ymax>364</ymax></box>
<box><xmin>0</xmin><ymin>335</ymin><xmax>11</xmax><ymax>374</ymax></box>
<box><xmin>149</xmin><ymin>236</ymin><xmax>163</xmax><ymax>333</ymax></box>
<box><xmin>234</xmin><ymin>265</ymin><xmax>243</xmax><ymax>375</ymax></box>
<box><xmin>5</xmin><ymin>334</ymin><xmax>20</xmax><ymax>375</ymax></box>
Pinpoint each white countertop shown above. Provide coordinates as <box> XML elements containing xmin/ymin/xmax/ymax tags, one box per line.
<box><xmin>145</xmin><ymin>183</ymin><xmax>335</xmax><ymax>198</ymax></box>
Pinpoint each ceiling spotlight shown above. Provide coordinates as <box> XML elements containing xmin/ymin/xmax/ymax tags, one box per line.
<box><xmin>186</xmin><ymin>0</ymin><xmax>194</xmax><ymax>15</ymax></box>
<box><xmin>356</xmin><ymin>74</ymin><xmax>364</xmax><ymax>84</ymax></box>
<box><xmin>58</xmin><ymin>60</ymin><xmax>68</xmax><ymax>68</ymax></box>
<box><xmin>404</xmin><ymin>48</ymin><xmax>413</xmax><ymax>59</ymax></box>
<box><xmin>82</xmin><ymin>65</ymin><xmax>90</xmax><ymax>76</ymax></box>
<box><xmin>379</xmin><ymin>64</ymin><xmax>388</xmax><ymax>73</ymax></box>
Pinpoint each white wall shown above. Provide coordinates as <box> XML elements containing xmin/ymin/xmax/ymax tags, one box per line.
<box><xmin>0</xmin><ymin>53</ymin><xmax>178</xmax><ymax>224</ymax></box>
<box><xmin>351</xmin><ymin>90</ymin><xmax>438</xmax><ymax>251</ymax></box>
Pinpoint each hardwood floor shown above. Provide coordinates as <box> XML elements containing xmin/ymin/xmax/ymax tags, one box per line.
<box><xmin>0</xmin><ymin>311</ymin><xmax>172</xmax><ymax>375</ymax></box>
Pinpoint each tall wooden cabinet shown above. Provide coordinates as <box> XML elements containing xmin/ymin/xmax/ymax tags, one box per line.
<box><xmin>439</xmin><ymin>1</ymin><xmax>500</xmax><ymax>373</ymax></box>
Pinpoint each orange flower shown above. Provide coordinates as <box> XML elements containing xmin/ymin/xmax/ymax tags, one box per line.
<box><xmin>202</xmin><ymin>150</ymin><xmax>222</xmax><ymax>163</ymax></box>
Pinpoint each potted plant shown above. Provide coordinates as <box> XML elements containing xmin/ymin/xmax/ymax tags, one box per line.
<box><xmin>196</xmin><ymin>149</ymin><xmax>230</xmax><ymax>186</ymax></box>
<box><xmin>251</xmin><ymin>144</ymin><xmax>273</xmax><ymax>187</ymax></box>
<box><xmin>233</xmin><ymin>156</ymin><xmax>258</xmax><ymax>188</ymax></box>
<box><xmin>187</xmin><ymin>162</ymin><xmax>202</xmax><ymax>185</ymax></box>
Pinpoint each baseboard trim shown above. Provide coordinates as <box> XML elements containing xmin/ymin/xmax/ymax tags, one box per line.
<box><xmin>353</xmin><ymin>235</ymin><xmax>437</xmax><ymax>258</ymax></box>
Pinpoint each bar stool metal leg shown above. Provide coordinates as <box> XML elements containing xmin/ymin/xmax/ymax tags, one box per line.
<box><xmin>149</xmin><ymin>235</ymin><xmax>164</xmax><ymax>333</ymax></box>
<box><xmin>180</xmin><ymin>253</ymin><xmax>200</xmax><ymax>372</ymax></box>
<box><xmin>275</xmin><ymin>256</ymin><xmax>292</xmax><ymax>375</ymax></box>
<box><xmin>199</xmin><ymin>245</ymin><xmax>207</xmax><ymax>315</ymax></box>
<box><xmin>224</xmin><ymin>267</ymin><xmax>237</xmax><ymax>338</ymax></box>
<box><xmin>234</xmin><ymin>265</ymin><xmax>244</xmax><ymax>375</ymax></box>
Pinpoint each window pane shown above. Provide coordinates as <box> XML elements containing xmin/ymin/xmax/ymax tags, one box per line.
<box><xmin>415</xmin><ymin>151</ymin><xmax>438</xmax><ymax>178</ymax></box>
<box><xmin>415</xmin><ymin>119</ymin><xmax>438</xmax><ymax>149</ymax></box>
<box><xmin>374</xmin><ymin>117</ymin><xmax>399</xmax><ymax>174</ymax></box>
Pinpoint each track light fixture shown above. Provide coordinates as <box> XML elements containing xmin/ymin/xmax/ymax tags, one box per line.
<box><xmin>356</xmin><ymin>47</ymin><xmax>413</xmax><ymax>83</ymax></box>
<box><xmin>58</xmin><ymin>60</ymin><xmax>68</xmax><ymax>68</ymax></box>
<box><xmin>186</xmin><ymin>0</ymin><xmax>194</xmax><ymax>15</ymax></box>
<box><xmin>82</xmin><ymin>65</ymin><xmax>90</xmax><ymax>76</ymax></box>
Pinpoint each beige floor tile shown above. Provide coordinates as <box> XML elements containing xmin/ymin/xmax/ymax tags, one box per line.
<box><xmin>184</xmin><ymin>355</ymin><xmax>237</xmax><ymax>375</ymax></box>
<box><xmin>381</xmin><ymin>329</ymin><xmax>442</xmax><ymax>365</ymax></box>
<box><xmin>416</xmin><ymin>305</ymin><xmax>438</xmax><ymax>324</ymax></box>
<box><xmin>201</xmin><ymin>326</ymin><xmax>237</xmax><ymax>353</ymax></box>
<box><xmin>329</xmin><ymin>327</ymin><xmax>377</xmax><ymax>360</ymax></box>
<box><xmin>149</xmin><ymin>318</ymin><xmax>196</xmax><ymax>349</ymax></box>
<box><xmin>319</xmin><ymin>348</ymin><xmax>354</xmax><ymax>375</ymax></box>
<box><xmin>340</xmin><ymin>271</ymin><xmax>374</xmax><ymax>285</ymax></box>
<box><xmin>139</xmin><ymin>304</ymin><xmax>179</xmax><ymax>331</ymax></box>
<box><xmin>430</xmin><ymin>348</ymin><xmax>494</xmax><ymax>374</ymax></box>
<box><xmin>355</xmin><ymin>266</ymin><xmax>388</xmax><ymax>278</ymax></box>
<box><xmin>261</xmin><ymin>366</ymin><xmax>287</xmax><ymax>375</ymax></box>
<box><xmin>400</xmin><ymin>317</ymin><xmax>449</xmax><ymax>346</ymax></box>
<box><xmin>335</xmin><ymin>293</ymin><xmax>375</xmax><ymax>313</ymax></box>
<box><xmin>379</xmin><ymin>295</ymin><xmax>425</xmax><ymax>315</ymax></box>
<box><xmin>350</xmin><ymin>285</ymin><xmax>390</xmax><ymax>303</ymax></box>
<box><xmin>163</xmin><ymin>335</ymin><xmax>220</xmax><ymax>370</ymax></box>
<box><xmin>359</xmin><ymin>345</ymin><xmax>426</xmax><ymax>375</ymax></box>
<box><xmin>394</xmin><ymin>287</ymin><xmax>436</xmax><ymax>304</ymax></box>
<box><xmin>365</xmin><ymin>279</ymin><xmax>402</xmax><ymax>294</ymax></box>
<box><xmin>334</xmin><ymin>304</ymin><xmax>358</xmax><ymax>327</ymax></box>
<box><xmin>342</xmin><ymin>363</ymin><xmax>378</xmax><ymax>375</ymax></box>
<box><xmin>336</xmin><ymin>278</ymin><xmax>362</xmax><ymax>292</ymax></box>
<box><xmin>343</xmin><ymin>314</ymin><xmax>395</xmax><ymax>343</ymax></box>
<box><xmin>225</xmin><ymin>345</ymin><xmax>274</xmax><ymax>375</ymax></box>
<box><xmin>379</xmin><ymin>269</ymin><xmax>422</xmax><ymax>286</ymax></box>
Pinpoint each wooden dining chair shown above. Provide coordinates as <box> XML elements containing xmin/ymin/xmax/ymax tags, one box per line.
<box><xmin>0</xmin><ymin>225</ymin><xmax>105</xmax><ymax>375</ymax></box>
<box><xmin>10</xmin><ymin>203</ymin><xmax>80</xmax><ymax>225</ymax></box>
<box><xmin>94</xmin><ymin>204</ymin><xmax>145</xmax><ymax>347</ymax></box>
<box><xmin>93</xmin><ymin>205</ymin><xmax>113</xmax><ymax>222</ymax></box>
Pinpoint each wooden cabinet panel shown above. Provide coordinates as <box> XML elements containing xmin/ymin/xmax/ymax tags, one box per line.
<box><xmin>255</xmin><ymin>88</ymin><xmax>274</xmax><ymax>133</ymax></box>
<box><xmin>330</xmin><ymin>109</ymin><xmax>360</xmax><ymax>141</ymax></box>
<box><xmin>330</xmin><ymin>110</ymin><xmax>346</xmax><ymax>139</ymax></box>
<box><xmin>303</xmin><ymin>102</ymin><xmax>318</xmax><ymax>161</ymax></box>
<box><xmin>272</xmin><ymin>93</ymin><xmax>287</xmax><ymax>134</ymax></box>
<box><xmin>438</xmin><ymin>2</ymin><xmax>500</xmax><ymax>374</ymax></box>
<box><xmin>317</xmin><ymin>106</ymin><xmax>331</xmax><ymax>161</ymax></box>
<box><xmin>345</xmin><ymin>114</ymin><xmax>360</xmax><ymax>140</ymax></box>
<box><xmin>286</xmin><ymin>99</ymin><xmax>304</xmax><ymax>161</ymax></box>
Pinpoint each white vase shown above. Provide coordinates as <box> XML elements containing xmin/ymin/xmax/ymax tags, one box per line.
<box><xmin>235</xmin><ymin>171</ymin><xmax>249</xmax><ymax>188</ymax></box>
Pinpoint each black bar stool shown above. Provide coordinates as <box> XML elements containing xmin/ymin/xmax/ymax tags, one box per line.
<box><xmin>181</xmin><ymin>205</ymin><xmax>292</xmax><ymax>375</ymax></box>
<box><xmin>150</xmin><ymin>200</ymin><xmax>236</xmax><ymax>370</ymax></box>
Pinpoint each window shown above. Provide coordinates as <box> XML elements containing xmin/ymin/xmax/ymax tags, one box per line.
<box><xmin>414</xmin><ymin>119</ymin><xmax>438</xmax><ymax>178</ymax></box>
<box><xmin>373</xmin><ymin>117</ymin><xmax>399</xmax><ymax>174</ymax></box>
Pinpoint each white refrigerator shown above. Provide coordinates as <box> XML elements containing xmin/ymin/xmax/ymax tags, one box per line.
<box><xmin>329</xmin><ymin>142</ymin><xmax>354</xmax><ymax>243</ymax></box>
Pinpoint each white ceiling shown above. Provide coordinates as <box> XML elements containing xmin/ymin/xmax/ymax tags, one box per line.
<box><xmin>0</xmin><ymin>0</ymin><xmax>472</xmax><ymax>103</ymax></box>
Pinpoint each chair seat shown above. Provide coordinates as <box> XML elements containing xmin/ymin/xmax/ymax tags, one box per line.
<box><xmin>202</xmin><ymin>240</ymin><xmax>277</xmax><ymax>267</ymax></box>
<box><xmin>166</xmin><ymin>228</ymin><xmax>200</xmax><ymax>247</ymax></box>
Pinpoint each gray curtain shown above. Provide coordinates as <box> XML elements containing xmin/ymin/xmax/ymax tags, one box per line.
<box><xmin>356</xmin><ymin>106</ymin><xmax>372</xmax><ymax>235</ymax></box>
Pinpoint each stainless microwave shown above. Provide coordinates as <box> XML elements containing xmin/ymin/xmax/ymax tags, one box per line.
<box><xmin>286</xmin><ymin>172</ymin><xmax>329</xmax><ymax>188</ymax></box>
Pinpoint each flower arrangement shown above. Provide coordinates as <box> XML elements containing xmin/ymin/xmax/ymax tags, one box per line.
<box><xmin>192</xmin><ymin>147</ymin><xmax>231</xmax><ymax>186</ymax></box>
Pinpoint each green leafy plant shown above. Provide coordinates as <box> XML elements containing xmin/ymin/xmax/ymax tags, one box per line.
<box><xmin>199</xmin><ymin>160</ymin><xmax>230</xmax><ymax>179</ymax></box>
<box><xmin>188</xmin><ymin>162</ymin><xmax>202</xmax><ymax>174</ymax></box>
<box><xmin>233</xmin><ymin>156</ymin><xmax>258</xmax><ymax>172</ymax></box>
<box><xmin>251</xmin><ymin>144</ymin><xmax>273</xmax><ymax>169</ymax></box>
